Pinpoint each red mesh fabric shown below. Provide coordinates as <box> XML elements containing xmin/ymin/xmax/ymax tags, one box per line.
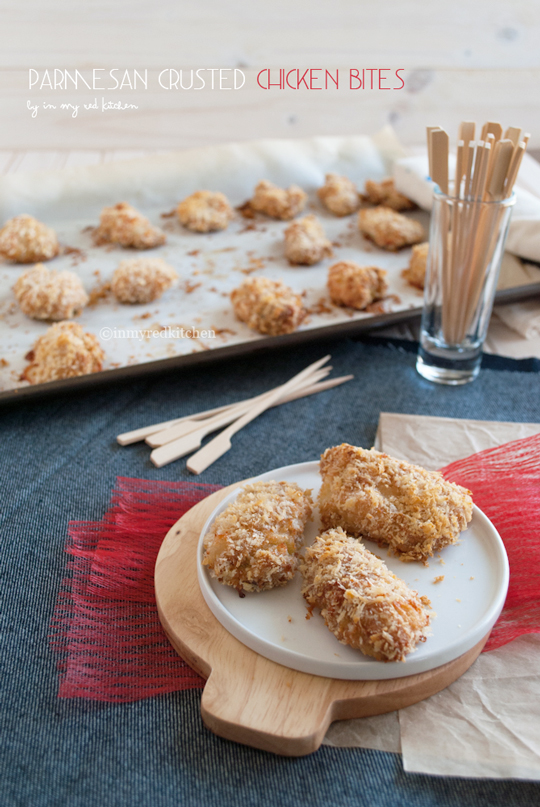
<box><xmin>440</xmin><ymin>432</ymin><xmax>540</xmax><ymax>652</ymax></box>
<box><xmin>50</xmin><ymin>477</ymin><xmax>221</xmax><ymax>702</ymax></box>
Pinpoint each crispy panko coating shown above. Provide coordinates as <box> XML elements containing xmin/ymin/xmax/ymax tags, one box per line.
<box><xmin>364</xmin><ymin>178</ymin><xmax>415</xmax><ymax>212</ymax></box>
<box><xmin>301</xmin><ymin>528</ymin><xmax>431</xmax><ymax>662</ymax></box>
<box><xmin>22</xmin><ymin>321</ymin><xmax>104</xmax><ymax>384</ymax></box>
<box><xmin>177</xmin><ymin>190</ymin><xmax>234</xmax><ymax>233</ymax></box>
<box><xmin>0</xmin><ymin>214</ymin><xmax>59</xmax><ymax>263</ymax></box>
<box><xmin>94</xmin><ymin>202</ymin><xmax>166</xmax><ymax>249</ymax></box>
<box><xmin>231</xmin><ymin>276</ymin><xmax>306</xmax><ymax>336</ymax></box>
<box><xmin>359</xmin><ymin>207</ymin><xmax>424</xmax><ymax>251</ymax></box>
<box><xmin>318</xmin><ymin>444</ymin><xmax>473</xmax><ymax>563</ymax></box>
<box><xmin>284</xmin><ymin>215</ymin><xmax>332</xmax><ymax>266</ymax></box>
<box><xmin>13</xmin><ymin>264</ymin><xmax>88</xmax><ymax>321</ymax></box>
<box><xmin>317</xmin><ymin>173</ymin><xmax>360</xmax><ymax>217</ymax></box>
<box><xmin>327</xmin><ymin>261</ymin><xmax>388</xmax><ymax>310</ymax></box>
<box><xmin>111</xmin><ymin>258</ymin><xmax>177</xmax><ymax>304</ymax></box>
<box><xmin>203</xmin><ymin>481</ymin><xmax>313</xmax><ymax>593</ymax></box>
<box><xmin>402</xmin><ymin>242</ymin><xmax>429</xmax><ymax>290</ymax></box>
<box><xmin>250</xmin><ymin>180</ymin><xmax>307</xmax><ymax>220</ymax></box>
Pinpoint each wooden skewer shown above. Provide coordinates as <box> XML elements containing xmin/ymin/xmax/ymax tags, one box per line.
<box><xmin>504</xmin><ymin>141</ymin><xmax>527</xmax><ymax>197</ymax></box>
<box><xmin>430</xmin><ymin>128</ymin><xmax>449</xmax><ymax>193</ymax></box>
<box><xmin>117</xmin><ymin>403</ymin><xmax>243</xmax><ymax>445</ymax></box>
<box><xmin>488</xmin><ymin>139</ymin><xmax>515</xmax><ymax>200</ymax></box>
<box><xmin>426</xmin><ymin>125</ymin><xmax>442</xmax><ymax>178</ymax></box>
<box><xmin>146</xmin><ymin>366</ymin><xmax>331</xmax><ymax>447</ymax></box>
<box><xmin>481</xmin><ymin>121</ymin><xmax>503</xmax><ymax>142</ymax></box>
<box><xmin>504</xmin><ymin>126</ymin><xmax>522</xmax><ymax>146</ymax></box>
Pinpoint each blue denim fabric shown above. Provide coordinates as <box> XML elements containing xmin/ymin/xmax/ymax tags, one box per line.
<box><xmin>1</xmin><ymin>336</ymin><xmax>540</xmax><ymax>807</ymax></box>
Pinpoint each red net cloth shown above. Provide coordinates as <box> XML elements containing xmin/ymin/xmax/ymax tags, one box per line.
<box><xmin>440</xmin><ymin>432</ymin><xmax>540</xmax><ymax>652</ymax></box>
<box><xmin>50</xmin><ymin>477</ymin><xmax>221</xmax><ymax>702</ymax></box>
<box><xmin>51</xmin><ymin>433</ymin><xmax>540</xmax><ymax>702</ymax></box>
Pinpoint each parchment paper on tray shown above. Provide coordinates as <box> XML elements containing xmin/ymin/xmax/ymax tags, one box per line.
<box><xmin>0</xmin><ymin>128</ymin><xmax>426</xmax><ymax>395</ymax></box>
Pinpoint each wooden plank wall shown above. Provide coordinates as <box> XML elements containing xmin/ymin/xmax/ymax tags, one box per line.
<box><xmin>0</xmin><ymin>0</ymin><xmax>538</xmax><ymax>151</ymax></box>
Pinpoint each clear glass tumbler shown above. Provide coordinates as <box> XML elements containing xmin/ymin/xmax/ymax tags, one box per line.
<box><xmin>416</xmin><ymin>187</ymin><xmax>515</xmax><ymax>385</ymax></box>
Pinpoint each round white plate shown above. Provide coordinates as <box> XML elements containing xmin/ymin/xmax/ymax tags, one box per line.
<box><xmin>197</xmin><ymin>461</ymin><xmax>509</xmax><ymax>680</ymax></box>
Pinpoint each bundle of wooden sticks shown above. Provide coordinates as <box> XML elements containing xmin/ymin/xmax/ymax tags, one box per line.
<box><xmin>426</xmin><ymin>121</ymin><xmax>529</xmax><ymax>344</ymax></box>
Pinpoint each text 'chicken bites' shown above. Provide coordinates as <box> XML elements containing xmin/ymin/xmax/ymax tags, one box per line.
<box><xmin>177</xmin><ymin>190</ymin><xmax>234</xmax><ymax>233</ymax></box>
<box><xmin>203</xmin><ymin>481</ymin><xmax>313</xmax><ymax>593</ymax></box>
<box><xmin>358</xmin><ymin>207</ymin><xmax>424</xmax><ymax>251</ymax></box>
<box><xmin>14</xmin><ymin>264</ymin><xmax>88</xmax><ymax>320</ymax></box>
<box><xmin>250</xmin><ymin>180</ymin><xmax>307</xmax><ymax>220</ymax></box>
<box><xmin>94</xmin><ymin>202</ymin><xmax>166</xmax><ymax>249</ymax></box>
<box><xmin>327</xmin><ymin>261</ymin><xmax>388</xmax><ymax>310</ymax></box>
<box><xmin>319</xmin><ymin>444</ymin><xmax>473</xmax><ymax>563</ymax></box>
<box><xmin>231</xmin><ymin>276</ymin><xmax>306</xmax><ymax>336</ymax></box>
<box><xmin>0</xmin><ymin>214</ymin><xmax>59</xmax><ymax>263</ymax></box>
<box><xmin>284</xmin><ymin>215</ymin><xmax>332</xmax><ymax>266</ymax></box>
<box><xmin>301</xmin><ymin>528</ymin><xmax>431</xmax><ymax>662</ymax></box>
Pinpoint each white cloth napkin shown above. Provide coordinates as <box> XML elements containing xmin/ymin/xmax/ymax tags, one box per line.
<box><xmin>323</xmin><ymin>413</ymin><xmax>540</xmax><ymax>780</ymax></box>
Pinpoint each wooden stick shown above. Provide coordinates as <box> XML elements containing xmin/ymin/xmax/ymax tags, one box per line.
<box><xmin>481</xmin><ymin>121</ymin><xmax>503</xmax><ymax>142</ymax></box>
<box><xmin>117</xmin><ymin>403</ymin><xmax>242</xmax><ymax>445</ymax></box>
<box><xmin>430</xmin><ymin>129</ymin><xmax>449</xmax><ymax>193</ymax></box>
<box><xmin>146</xmin><ymin>366</ymin><xmax>331</xmax><ymax>447</ymax></box>
<box><xmin>488</xmin><ymin>139</ymin><xmax>514</xmax><ymax>200</ymax></box>
<box><xmin>504</xmin><ymin>141</ymin><xmax>526</xmax><ymax>197</ymax></box>
<box><xmin>426</xmin><ymin>125</ymin><xmax>442</xmax><ymax>178</ymax></box>
<box><xmin>504</xmin><ymin>126</ymin><xmax>522</xmax><ymax>146</ymax></box>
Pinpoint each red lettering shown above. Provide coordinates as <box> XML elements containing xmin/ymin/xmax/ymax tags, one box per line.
<box><xmin>309</xmin><ymin>68</ymin><xmax>322</xmax><ymax>89</ymax></box>
<box><xmin>379</xmin><ymin>69</ymin><xmax>390</xmax><ymax>89</ymax></box>
<box><xmin>256</xmin><ymin>69</ymin><xmax>268</xmax><ymax>90</ymax></box>
<box><xmin>394</xmin><ymin>69</ymin><xmax>405</xmax><ymax>90</ymax></box>
<box><xmin>325</xmin><ymin>69</ymin><xmax>339</xmax><ymax>89</ymax></box>
<box><xmin>297</xmin><ymin>69</ymin><xmax>309</xmax><ymax>89</ymax></box>
<box><xmin>366</xmin><ymin>68</ymin><xmax>376</xmax><ymax>89</ymax></box>
<box><xmin>350</xmin><ymin>69</ymin><xmax>362</xmax><ymax>89</ymax></box>
<box><xmin>267</xmin><ymin>68</ymin><xmax>283</xmax><ymax>89</ymax></box>
<box><xmin>286</xmin><ymin>69</ymin><xmax>297</xmax><ymax>89</ymax></box>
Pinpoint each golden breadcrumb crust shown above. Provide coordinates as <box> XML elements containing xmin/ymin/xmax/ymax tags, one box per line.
<box><xmin>250</xmin><ymin>180</ymin><xmax>307</xmax><ymax>220</ymax></box>
<box><xmin>22</xmin><ymin>321</ymin><xmax>104</xmax><ymax>384</ymax></box>
<box><xmin>301</xmin><ymin>527</ymin><xmax>431</xmax><ymax>662</ymax></box>
<box><xmin>94</xmin><ymin>202</ymin><xmax>166</xmax><ymax>249</ymax></box>
<box><xmin>364</xmin><ymin>178</ymin><xmax>415</xmax><ymax>212</ymax></box>
<box><xmin>177</xmin><ymin>191</ymin><xmax>234</xmax><ymax>233</ymax></box>
<box><xmin>0</xmin><ymin>214</ymin><xmax>59</xmax><ymax>263</ymax></box>
<box><xmin>318</xmin><ymin>174</ymin><xmax>360</xmax><ymax>217</ymax></box>
<box><xmin>402</xmin><ymin>242</ymin><xmax>429</xmax><ymax>290</ymax></box>
<box><xmin>284</xmin><ymin>215</ymin><xmax>332</xmax><ymax>266</ymax></box>
<box><xmin>111</xmin><ymin>258</ymin><xmax>178</xmax><ymax>304</ymax></box>
<box><xmin>327</xmin><ymin>261</ymin><xmax>388</xmax><ymax>309</ymax></box>
<box><xmin>13</xmin><ymin>264</ymin><xmax>88</xmax><ymax>320</ymax></box>
<box><xmin>358</xmin><ymin>207</ymin><xmax>424</xmax><ymax>251</ymax></box>
<box><xmin>231</xmin><ymin>276</ymin><xmax>306</xmax><ymax>336</ymax></box>
<box><xmin>318</xmin><ymin>444</ymin><xmax>473</xmax><ymax>562</ymax></box>
<box><xmin>203</xmin><ymin>481</ymin><xmax>313</xmax><ymax>593</ymax></box>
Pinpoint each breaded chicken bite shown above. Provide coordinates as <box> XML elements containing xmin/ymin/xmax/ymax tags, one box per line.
<box><xmin>231</xmin><ymin>276</ymin><xmax>306</xmax><ymax>336</ymax></box>
<box><xmin>250</xmin><ymin>180</ymin><xmax>307</xmax><ymax>220</ymax></box>
<box><xmin>301</xmin><ymin>528</ymin><xmax>431</xmax><ymax>662</ymax></box>
<box><xmin>22</xmin><ymin>321</ymin><xmax>104</xmax><ymax>384</ymax></box>
<box><xmin>284</xmin><ymin>215</ymin><xmax>332</xmax><ymax>266</ymax></box>
<box><xmin>111</xmin><ymin>258</ymin><xmax>177</xmax><ymax>304</ymax></box>
<box><xmin>358</xmin><ymin>207</ymin><xmax>424</xmax><ymax>251</ymax></box>
<box><xmin>403</xmin><ymin>242</ymin><xmax>429</xmax><ymax>290</ymax></box>
<box><xmin>318</xmin><ymin>444</ymin><xmax>473</xmax><ymax>563</ymax></box>
<box><xmin>13</xmin><ymin>264</ymin><xmax>88</xmax><ymax>321</ymax></box>
<box><xmin>203</xmin><ymin>481</ymin><xmax>313</xmax><ymax>593</ymax></box>
<box><xmin>0</xmin><ymin>214</ymin><xmax>59</xmax><ymax>263</ymax></box>
<box><xmin>364</xmin><ymin>178</ymin><xmax>415</xmax><ymax>211</ymax></box>
<box><xmin>94</xmin><ymin>202</ymin><xmax>166</xmax><ymax>249</ymax></box>
<box><xmin>317</xmin><ymin>173</ymin><xmax>360</xmax><ymax>217</ymax></box>
<box><xmin>327</xmin><ymin>261</ymin><xmax>388</xmax><ymax>310</ymax></box>
<box><xmin>177</xmin><ymin>190</ymin><xmax>234</xmax><ymax>233</ymax></box>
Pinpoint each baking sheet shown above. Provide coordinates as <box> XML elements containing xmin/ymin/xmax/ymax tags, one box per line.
<box><xmin>1</xmin><ymin>130</ymin><xmax>539</xmax><ymax>404</ymax></box>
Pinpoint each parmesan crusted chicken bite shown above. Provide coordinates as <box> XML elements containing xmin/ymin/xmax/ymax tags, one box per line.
<box><xmin>95</xmin><ymin>202</ymin><xmax>166</xmax><ymax>249</ymax></box>
<box><xmin>0</xmin><ymin>214</ymin><xmax>59</xmax><ymax>263</ymax></box>
<box><xmin>364</xmin><ymin>178</ymin><xmax>415</xmax><ymax>211</ymax></box>
<box><xmin>301</xmin><ymin>528</ymin><xmax>431</xmax><ymax>662</ymax></box>
<box><xmin>284</xmin><ymin>215</ymin><xmax>332</xmax><ymax>266</ymax></box>
<box><xmin>177</xmin><ymin>190</ymin><xmax>234</xmax><ymax>233</ymax></box>
<box><xmin>317</xmin><ymin>173</ymin><xmax>360</xmax><ymax>217</ymax></box>
<box><xmin>111</xmin><ymin>257</ymin><xmax>177</xmax><ymax>304</ymax></box>
<box><xmin>202</xmin><ymin>481</ymin><xmax>313</xmax><ymax>593</ymax></box>
<box><xmin>358</xmin><ymin>207</ymin><xmax>425</xmax><ymax>251</ymax></box>
<box><xmin>403</xmin><ymin>242</ymin><xmax>429</xmax><ymax>290</ymax></box>
<box><xmin>22</xmin><ymin>321</ymin><xmax>104</xmax><ymax>384</ymax></box>
<box><xmin>250</xmin><ymin>180</ymin><xmax>307</xmax><ymax>220</ymax></box>
<box><xmin>13</xmin><ymin>264</ymin><xmax>88</xmax><ymax>321</ymax></box>
<box><xmin>327</xmin><ymin>261</ymin><xmax>388</xmax><ymax>310</ymax></box>
<box><xmin>231</xmin><ymin>276</ymin><xmax>306</xmax><ymax>336</ymax></box>
<box><xmin>318</xmin><ymin>444</ymin><xmax>473</xmax><ymax>563</ymax></box>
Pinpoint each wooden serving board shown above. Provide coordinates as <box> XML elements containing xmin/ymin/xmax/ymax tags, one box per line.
<box><xmin>155</xmin><ymin>483</ymin><xmax>488</xmax><ymax>757</ymax></box>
